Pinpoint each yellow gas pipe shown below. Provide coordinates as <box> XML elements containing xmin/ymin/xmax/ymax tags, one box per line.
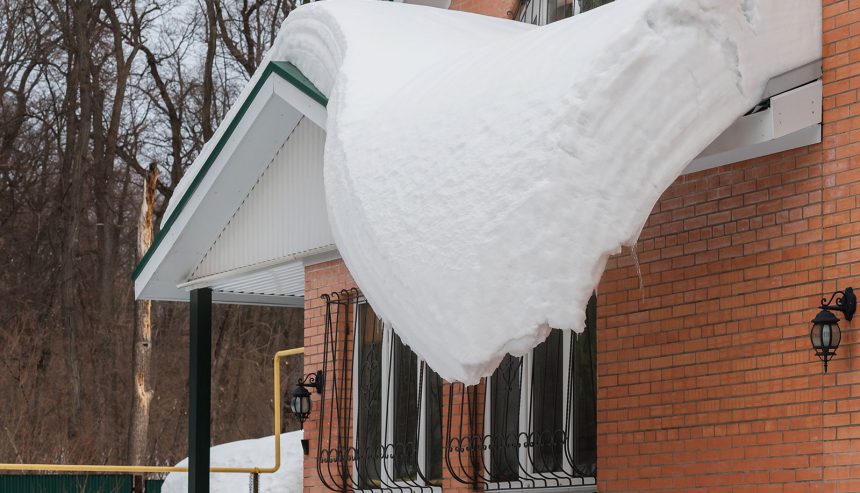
<box><xmin>0</xmin><ymin>347</ymin><xmax>305</xmax><ymax>475</ymax></box>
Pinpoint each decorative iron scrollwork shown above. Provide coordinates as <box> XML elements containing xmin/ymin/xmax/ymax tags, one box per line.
<box><xmin>315</xmin><ymin>290</ymin><xmax>597</xmax><ymax>491</ymax></box>
<box><xmin>443</xmin><ymin>309</ymin><xmax>598</xmax><ymax>490</ymax></box>
<box><xmin>820</xmin><ymin>287</ymin><xmax>856</xmax><ymax>321</ymax></box>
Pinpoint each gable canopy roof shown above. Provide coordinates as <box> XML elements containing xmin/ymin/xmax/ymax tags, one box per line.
<box><xmin>133</xmin><ymin>61</ymin><xmax>329</xmax><ymax>306</ymax></box>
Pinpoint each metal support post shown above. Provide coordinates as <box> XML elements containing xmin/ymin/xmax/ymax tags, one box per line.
<box><xmin>189</xmin><ymin>288</ymin><xmax>212</xmax><ymax>493</ymax></box>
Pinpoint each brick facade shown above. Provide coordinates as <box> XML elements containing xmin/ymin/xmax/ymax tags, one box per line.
<box><xmin>596</xmin><ymin>2</ymin><xmax>857</xmax><ymax>491</ymax></box>
<box><xmin>302</xmin><ymin>3</ymin><xmax>847</xmax><ymax>493</ymax></box>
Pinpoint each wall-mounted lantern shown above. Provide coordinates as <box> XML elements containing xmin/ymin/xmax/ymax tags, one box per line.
<box><xmin>291</xmin><ymin>371</ymin><xmax>323</xmax><ymax>454</ymax></box>
<box><xmin>811</xmin><ymin>287</ymin><xmax>855</xmax><ymax>373</ymax></box>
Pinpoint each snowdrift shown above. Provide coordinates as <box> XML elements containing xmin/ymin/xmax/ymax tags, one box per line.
<box><xmin>160</xmin><ymin>431</ymin><xmax>303</xmax><ymax>493</ymax></box>
<box><xmin>167</xmin><ymin>0</ymin><xmax>821</xmax><ymax>384</ymax></box>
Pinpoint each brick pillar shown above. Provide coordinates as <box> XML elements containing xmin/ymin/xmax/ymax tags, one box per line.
<box><xmin>303</xmin><ymin>259</ymin><xmax>357</xmax><ymax>493</ymax></box>
<box><xmin>441</xmin><ymin>381</ymin><xmax>487</xmax><ymax>492</ymax></box>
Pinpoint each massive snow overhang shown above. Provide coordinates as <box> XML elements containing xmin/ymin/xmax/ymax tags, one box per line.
<box><xmin>132</xmin><ymin>61</ymin><xmax>327</xmax><ymax>306</ymax></box>
<box><xmin>278</xmin><ymin>0</ymin><xmax>822</xmax><ymax>383</ymax></box>
<box><xmin>136</xmin><ymin>0</ymin><xmax>822</xmax><ymax>384</ymax></box>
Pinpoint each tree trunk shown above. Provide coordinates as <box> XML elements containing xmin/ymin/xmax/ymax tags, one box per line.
<box><xmin>128</xmin><ymin>163</ymin><xmax>158</xmax><ymax>465</ymax></box>
<box><xmin>58</xmin><ymin>0</ymin><xmax>98</xmax><ymax>439</ymax></box>
<box><xmin>202</xmin><ymin>0</ymin><xmax>217</xmax><ymax>141</ymax></box>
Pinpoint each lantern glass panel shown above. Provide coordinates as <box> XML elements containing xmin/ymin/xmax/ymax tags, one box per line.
<box><xmin>832</xmin><ymin>323</ymin><xmax>842</xmax><ymax>348</ymax></box>
<box><xmin>822</xmin><ymin>324</ymin><xmax>832</xmax><ymax>348</ymax></box>
<box><xmin>291</xmin><ymin>387</ymin><xmax>311</xmax><ymax>416</ymax></box>
<box><xmin>811</xmin><ymin>324</ymin><xmax>822</xmax><ymax>349</ymax></box>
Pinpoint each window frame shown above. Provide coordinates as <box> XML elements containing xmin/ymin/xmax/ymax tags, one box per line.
<box><xmin>351</xmin><ymin>302</ymin><xmax>443</xmax><ymax>492</ymax></box>
<box><xmin>482</xmin><ymin>326</ymin><xmax>597</xmax><ymax>490</ymax></box>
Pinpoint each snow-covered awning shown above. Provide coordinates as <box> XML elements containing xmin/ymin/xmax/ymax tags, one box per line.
<box><xmin>276</xmin><ymin>0</ymin><xmax>822</xmax><ymax>383</ymax></box>
<box><xmin>132</xmin><ymin>62</ymin><xmax>329</xmax><ymax>307</ymax></box>
<box><xmin>135</xmin><ymin>0</ymin><xmax>821</xmax><ymax>383</ymax></box>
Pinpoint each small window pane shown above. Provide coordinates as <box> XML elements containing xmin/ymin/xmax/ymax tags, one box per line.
<box><xmin>356</xmin><ymin>304</ymin><xmax>383</xmax><ymax>488</ymax></box>
<box><xmin>393</xmin><ymin>334</ymin><xmax>419</xmax><ymax>480</ymax></box>
<box><xmin>532</xmin><ymin>329</ymin><xmax>564</xmax><ymax>473</ymax></box>
<box><xmin>425</xmin><ymin>366</ymin><xmax>443</xmax><ymax>485</ymax></box>
<box><xmin>573</xmin><ymin>294</ymin><xmax>598</xmax><ymax>475</ymax></box>
<box><xmin>490</xmin><ymin>354</ymin><xmax>522</xmax><ymax>482</ymax></box>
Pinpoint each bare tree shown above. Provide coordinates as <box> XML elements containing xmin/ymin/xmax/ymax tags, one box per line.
<box><xmin>213</xmin><ymin>0</ymin><xmax>296</xmax><ymax>77</ymax></box>
<box><xmin>0</xmin><ymin>0</ymin><xmax>303</xmax><ymax>467</ymax></box>
<box><xmin>129</xmin><ymin>162</ymin><xmax>158</xmax><ymax>465</ymax></box>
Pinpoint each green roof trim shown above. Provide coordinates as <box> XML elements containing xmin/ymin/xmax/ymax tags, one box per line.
<box><xmin>132</xmin><ymin>61</ymin><xmax>328</xmax><ymax>281</ymax></box>
<box><xmin>271</xmin><ymin>61</ymin><xmax>329</xmax><ymax>106</ymax></box>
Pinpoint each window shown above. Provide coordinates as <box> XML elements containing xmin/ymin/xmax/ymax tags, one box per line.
<box><xmin>518</xmin><ymin>0</ymin><xmax>614</xmax><ymax>26</ymax></box>
<box><xmin>333</xmin><ymin>291</ymin><xmax>596</xmax><ymax>491</ymax></box>
<box><xmin>353</xmin><ymin>302</ymin><xmax>443</xmax><ymax>489</ymax></box>
<box><xmin>355</xmin><ymin>303</ymin><xmax>383</xmax><ymax>488</ymax></box>
<box><xmin>485</xmin><ymin>293</ymin><xmax>597</xmax><ymax>486</ymax></box>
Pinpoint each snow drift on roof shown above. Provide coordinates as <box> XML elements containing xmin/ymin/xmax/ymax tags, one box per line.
<box><xmin>168</xmin><ymin>0</ymin><xmax>821</xmax><ymax>384</ymax></box>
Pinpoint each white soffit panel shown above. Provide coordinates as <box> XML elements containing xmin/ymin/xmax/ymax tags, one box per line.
<box><xmin>686</xmin><ymin>64</ymin><xmax>822</xmax><ymax>174</ymax></box>
<box><xmin>212</xmin><ymin>260</ymin><xmax>305</xmax><ymax>297</ymax></box>
<box><xmin>190</xmin><ymin>117</ymin><xmax>334</xmax><ymax>282</ymax></box>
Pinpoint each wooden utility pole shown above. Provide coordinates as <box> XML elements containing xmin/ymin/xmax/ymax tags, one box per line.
<box><xmin>129</xmin><ymin>163</ymin><xmax>159</xmax><ymax>467</ymax></box>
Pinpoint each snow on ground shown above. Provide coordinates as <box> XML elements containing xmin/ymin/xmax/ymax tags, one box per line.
<box><xmin>160</xmin><ymin>431</ymin><xmax>303</xmax><ymax>493</ymax></box>
<box><xmin>165</xmin><ymin>0</ymin><xmax>821</xmax><ymax>384</ymax></box>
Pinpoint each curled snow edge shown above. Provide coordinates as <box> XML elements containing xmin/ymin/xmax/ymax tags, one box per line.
<box><xmin>171</xmin><ymin>0</ymin><xmax>822</xmax><ymax>384</ymax></box>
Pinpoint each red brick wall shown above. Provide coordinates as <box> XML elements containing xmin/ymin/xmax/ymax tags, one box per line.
<box><xmin>303</xmin><ymin>4</ymin><xmax>852</xmax><ymax>493</ymax></box>
<box><xmin>449</xmin><ymin>0</ymin><xmax>517</xmax><ymax>20</ymax></box>
<box><xmin>595</xmin><ymin>2</ymin><xmax>857</xmax><ymax>491</ymax></box>
<box><xmin>302</xmin><ymin>260</ymin><xmax>356</xmax><ymax>493</ymax></box>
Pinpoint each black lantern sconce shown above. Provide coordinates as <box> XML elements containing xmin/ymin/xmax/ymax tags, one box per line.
<box><xmin>811</xmin><ymin>287</ymin><xmax>855</xmax><ymax>373</ymax></box>
<box><xmin>291</xmin><ymin>371</ymin><xmax>323</xmax><ymax>455</ymax></box>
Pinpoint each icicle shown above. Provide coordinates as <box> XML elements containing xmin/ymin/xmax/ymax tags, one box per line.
<box><xmin>629</xmin><ymin>245</ymin><xmax>645</xmax><ymax>301</ymax></box>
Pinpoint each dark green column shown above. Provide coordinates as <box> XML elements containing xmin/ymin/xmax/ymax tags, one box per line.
<box><xmin>189</xmin><ymin>288</ymin><xmax>212</xmax><ymax>493</ymax></box>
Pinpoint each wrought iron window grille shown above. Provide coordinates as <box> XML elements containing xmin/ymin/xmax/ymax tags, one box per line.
<box><xmin>315</xmin><ymin>290</ymin><xmax>596</xmax><ymax>492</ymax></box>
<box><xmin>513</xmin><ymin>0</ymin><xmax>614</xmax><ymax>26</ymax></box>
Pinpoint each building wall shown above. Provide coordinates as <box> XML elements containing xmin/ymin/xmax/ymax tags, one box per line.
<box><xmin>303</xmin><ymin>3</ymin><xmax>845</xmax><ymax>493</ymax></box>
<box><xmin>596</xmin><ymin>2</ymin><xmax>856</xmax><ymax>491</ymax></box>
<box><xmin>448</xmin><ymin>0</ymin><xmax>517</xmax><ymax>20</ymax></box>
